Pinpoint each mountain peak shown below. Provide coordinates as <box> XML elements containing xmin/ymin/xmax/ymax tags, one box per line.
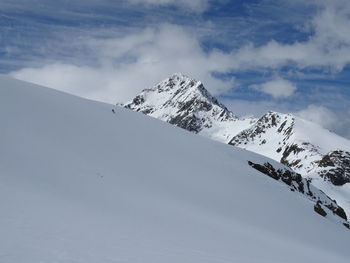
<box><xmin>264</xmin><ymin>110</ymin><xmax>293</xmax><ymax>119</ymax></box>
<box><xmin>169</xmin><ymin>72</ymin><xmax>194</xmax><ymax>81</ymax></box>
<box><xmin>151</xmin><ymin>73</ymin><xmax>202</xmax><ymax>94</ymax></box>
<box><xmin>124</xmin><ymin>73</ymin><xmax>237</xmax><ymax>133</ymax></box>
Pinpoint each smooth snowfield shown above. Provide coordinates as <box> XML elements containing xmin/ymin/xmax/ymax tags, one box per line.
<box><xmin>1</xmin><ymin>76</ymin><xmax>350</xmax><ymax>263</ymax></box>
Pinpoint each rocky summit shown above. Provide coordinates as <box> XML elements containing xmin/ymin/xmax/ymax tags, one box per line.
<box><xmin>124</xmin><ymin>73</ymin><xmax>255</xmax><ymax>142</ymax></box>
<box><xmin>124</xmin><ymin>73</ymin><xmax>237</xmax><ymax>133</ymax></box>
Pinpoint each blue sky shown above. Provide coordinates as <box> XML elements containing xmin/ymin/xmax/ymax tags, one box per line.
<box><xmin>1</xmin><ymin>0</ymin><xmax>350</xmax><ymax>138</ymax></box>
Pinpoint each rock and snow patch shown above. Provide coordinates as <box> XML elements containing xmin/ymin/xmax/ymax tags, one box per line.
<box><xmin>316</xmin><ymin>150</ymin><xmax>350</xmax><ymax>185</ymax></box>
<box><xmin>248</xmin><ymin>161</ymin><xmax>348</xmax><ymax>227</ymax></box>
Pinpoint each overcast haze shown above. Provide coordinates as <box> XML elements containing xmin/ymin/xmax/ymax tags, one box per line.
<box><xmin>1</xmin><ymin>0</ymin><xmax>349</xmax><ymax>138</ymax></box>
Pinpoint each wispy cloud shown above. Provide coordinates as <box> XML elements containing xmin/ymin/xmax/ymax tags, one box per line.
<box><xmin>250</xmin><ymin>77</ymin><xmax>297</xmax><ymax>99</ymax></box>
<box><xmin>227</xmin><ymin>0</ymin><xmax>350</xmax><ymax>71</ymax></box>
<box><xmin>11</xmin><ymin>24</ymin><xmax>236</xmax><ymax>103</ymax></box>
<box><xmin>296</xmin><ymin>104</ymin><xmax>350</xmax><ymax>139</ymax></box>
<box><xmin>126</xmin><ymin>0</ymin><xmax>211</xmax><ymax>13</ymax></box>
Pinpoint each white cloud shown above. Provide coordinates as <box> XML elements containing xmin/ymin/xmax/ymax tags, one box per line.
<box><xmin>296</xmin><ymin>105</ymin><xmax>350</xmax><ymax>139</ymax></box>
<box><xmin>250</xmin><ymin>77</ymin><xmax>297</xmax><ymax>99</ymax></box>
<box><xmin>11</xmin><ymin>24</ymin><xmax>235</xmax><ymax>103</ymax></box>
<box><xmin>150</xmin><ymin>1</ymin><xmax>350</xmax><ymax>75</ymax></box>
<box><xmin>218</xmin><ymin>0</ymin><xmax>350</xmax><ymax>72</ymax></box>
<box><xmin>126</xmin><ymin>0</ymin><xmax>210</xmax><ymax>12</ymax></box>
<box><xmin>221</xmin><ymin>98</ymin><xmax>294</xmax><ymax>118</ymax></box>
<box><xmin>296</xmin><ymin>105</ymin><xmax>338</xmax><ymax>129</ymax></box>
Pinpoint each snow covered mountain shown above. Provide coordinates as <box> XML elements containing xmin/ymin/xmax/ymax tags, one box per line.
<box><xmin>228</xmin><ymin>111</ymin><xmax>350</xmax><ymax>212</ymax></box>
<box><xmin>124</xmin><ymin>73</ymin><xmax>350</xmax><ymax>213</ymax></box>
<box><xmin>2</xmin><ymin>75</ymin><xmax>350</xmax><ymax>262</ymax></box>
<box><xmin>229</xmin><ymin>111</ymin><xmax>350</xmax><ymax>182</ymax></box>
<box><xmin>124</xmin><ymin>73</ymin><xmax>255</xmax><ymax>142</ymax></box>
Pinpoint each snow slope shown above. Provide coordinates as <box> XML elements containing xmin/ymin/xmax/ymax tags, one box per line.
<box><xmin>1</xmin><ymin>76</ymin><xmax>350</xmax><ymax>263</ymax></box>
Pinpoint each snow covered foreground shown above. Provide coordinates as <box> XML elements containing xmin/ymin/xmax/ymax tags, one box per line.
<box><xmin>1</xmin><ymin>76</ymin><xmax>350</xmax><ymax>263</ymax></box>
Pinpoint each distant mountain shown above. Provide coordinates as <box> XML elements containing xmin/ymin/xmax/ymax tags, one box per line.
<box><xmin>3</xmin><ymin>75</ymin><xmax>350</xmax><ymax>262</ymax></box>
<box><xmin>124</xmin><ymin>73</ymin><xmax>350</xmax><ymax>213</ymax></box>
<box><xmin>124</xmin><ymin>73</ymin><xmax>255</xmax><ymax>142</ymax></box>
<box><xmin>229</xmin><ymin>111</ymin><xmax>350</xmax><ymax>185</ymax></box>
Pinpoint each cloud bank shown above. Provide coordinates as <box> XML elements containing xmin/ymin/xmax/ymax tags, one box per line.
<box><xmin>296</xmin><ymin>105</ymin><xmax>350</xmax><ymax>140</ymax></box>
<box><xmin>11</xmin><ymin>0</ymin><xmax>350</xmax><ymax>102</ymax></box>
<box><xmin>12</xmin><ymin>25</ymin><xmax>235</xmax><ymax>103</ymax></box>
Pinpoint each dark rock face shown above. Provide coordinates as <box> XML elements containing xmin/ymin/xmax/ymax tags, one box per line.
<box><xmin>248</xmin><ymin>161</ymin><xmax>307</xmax><ymax>194</ymax></box>
<box><xmin>316</xmin><ymin>150</ymin><xmax>350</xmax><ymax>186</ymax></box>
<box><xmin>280</xmin><ymin>144</ymin><xmax>304</xmax><ymax>168</ymax></box>
<box><xmin>326</xmin><ymin>202</ymin><xmax>348</xmax><ymax>220</ymax></box>
<box><xmin>248</xmin><ymin>161</ymin><xmax>348</xmax><ymax>224</ymax></box>
<box><xmin>314</xmin><ymin>201</ymin><xmax>327</xmax><ymax>217</ymax></box>
<box><xmin>169</xmin><ymin>113</ymin><xmax>202</xmax><ymax>133</ymax></box>
<box><xmin>131</xmin><ymin>95</ymin><xmax>144</xmax><ymax>106</ymax></box>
